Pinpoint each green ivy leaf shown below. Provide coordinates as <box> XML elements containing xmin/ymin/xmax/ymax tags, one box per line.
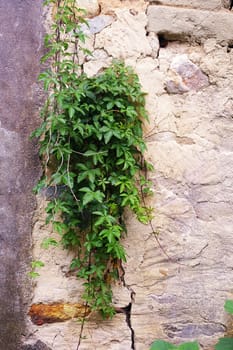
<box><xmin>41</xmin><ymin>237</ymin><xmax>59</xmax><ymax>249</ymax></box>
<box><xmin>225</xmin><ymin>300</ymin><xmax>233</xmax><ymax>315</ymax></box>
<box><xmin>68</xmin><ymin>106</ymin><xmax>75</xmax><ymax>119</ymax></box>
<box><xmin>31</xmin><ymin>260</ymin><xmax>45</xmax><ymax>269</ymax></box>
<box><xmin>150</xmin><ymin>341</ymin><xmax>200</xmax><ymax>350</ymax></box>
<box><xmin>28</xmin><ymin>271</ymin><xmax>40</xmax><ymax>279</ymax></box>
<box><xmin>82</xmin><ymin>192</ymin><xmax>94</xmax><ymax>206</ymax></box>
<box><xmin>179</xmin><ymin>342</ymin><xmax>199</xmax><ymax>350</ymax></box>
<box><xmin>150</xmin><ymin>340</ymin><xmax>177</xmax><ymax>350</ymax></box>
<box><xmin>104</xmin><ymin>130</ymin><xmax>113</xmax><ymax>144</ymax></box>
<box><xmin>215</xmin><ymin>338</ymin><xmax>233</xmax><ymax>350</ymax></box>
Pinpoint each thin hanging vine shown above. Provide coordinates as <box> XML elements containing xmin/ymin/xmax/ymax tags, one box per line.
<box><xmin>33</xmin><ymin>0</ymin><xmax>153</xmax><ymax>318</ymax></box>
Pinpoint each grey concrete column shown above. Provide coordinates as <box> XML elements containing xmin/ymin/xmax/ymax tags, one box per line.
<box><xmin>0</xmin><ymin>1</ymin><xmax>43</xmax><ymax>349</ymax></box>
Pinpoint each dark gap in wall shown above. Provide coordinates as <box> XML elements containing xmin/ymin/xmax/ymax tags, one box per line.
<box><xmin>116</xmin><ymin>303</ymin><xmax>135</xmax><ymax>350</ymax></box>
<box><xmin>158</xmin><ymin>33</ymin><xmax>169</xmax><ymax>48</ymax></box>
<box><xmin>227</xmin><ymin>42</ymin><xmax>233</xmax><ymax>52</ymax></box>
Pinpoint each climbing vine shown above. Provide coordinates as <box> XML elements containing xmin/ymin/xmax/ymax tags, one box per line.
<box><xmin>33</xmin><ymin>0</ymin><xmax>153</xmax><ymax>318</ymax></box>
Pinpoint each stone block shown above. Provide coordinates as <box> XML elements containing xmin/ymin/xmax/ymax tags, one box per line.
<box><xmin>83</xmin><ymin>14</ymin><xmax>115</xmax><ymax>34</ymax></box>
<box><xmin>95</xmin><ymin>9</ymin><xmax>152</xmax><ymax>58</ymax></box>
<box><xmin>147</xmin><ymin>5</ymin><xmax>233</xmax><ymax>45</ymax></box>
<box><xmin>146</xmin><ymin>0</ymin><xmax>223</xmax><ymax>10</ymax></box>
<box><xmin>76</xmin><ymin>0</ymin><xmax>100</xmax><ymax>17</ymax></box>
<box><xmin>166</xmin><ymin>54</ymin><xmax>209</xmax><ymax>94</ymax></box>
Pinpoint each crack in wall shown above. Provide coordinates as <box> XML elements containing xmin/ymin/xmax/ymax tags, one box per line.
<box><xmin>124</xmin><ymin>302</ymin><xmax>135</xmax><ymax>350</ymax></box>
<box><xmin>116</xmin><ymin>302</ymin><xmax>135</xmax><ymax>350</ymax></box>
<box><xmin>115</xmin><ymin>261</ymin><xmax>136</xmax><ymax>349</ymax></box>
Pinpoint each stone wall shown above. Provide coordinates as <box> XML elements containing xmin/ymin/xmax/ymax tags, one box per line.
<box><xmin>26</xmin><ymin>0</ymin><xmax>233</xmax><ymax>349</ymax></box>
<box><xmin>0</xmin><ymin>1</ymin><xmax>43</xmax><ymax>349</ymax></box>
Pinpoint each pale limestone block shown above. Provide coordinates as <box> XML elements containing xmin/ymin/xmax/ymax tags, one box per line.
<box><xmin>135</xmin><ymin>57</ymin><xmax>165</xmax><ymax>95</ymax></box>
<box><xmin>99</xmin><ymin>0</ymin><xmax>147</xmax><ymax>13</ymax></box>
<box><xmin>88</xmin><ymin>14</ymin><xmax>114</xmax><ymax>33</ymax></box>
<box><xmin>31</xmin><ymin>197</ymin><xmax>84</xmax><ymax>304</ymax></box>
<box><xmin>203</xmin><ymin>38</ymin><xmax>219</xmax><ymax>53</ymax></box>
<box><xmin>95</xmin><ymin>9</ymin><xmax>152</xmax><ymax>58</ymax></box>
<box><xmin>83</xmin><ymin>48</ymin><xmax>112</xmax><ymax>76</ymax></box>
<box><xmin>147</xmin><ymin>5</ymin><xmax>233</xmax><ymax>45</ymax></box>
<box><xmin>146</xmin><ymin>0</ymin><xmax>222</xmax><ymax>10</ymax></box>
<box><xmin>201</xmin><ymin>48</ymin><xmax>232</xmax><ymax>81</ymax></box>
<box><xmin>84</xmin><ymin>56</ymin><xmax>112</xmax><ymax>76</ymax></box>
<box><xmin>82</xmin><ymin>15</ymin><xmax>115</xmax><ymax>35</ymax></box>
<box><xmin>76</xmin><ymin>0</ymin><xmax>99</xmax><ymax>17</ymax></box>
<box><xmin>31</xmin><ymin>316</ymin><xmax>132</xmax><ymax>350</ymax></box>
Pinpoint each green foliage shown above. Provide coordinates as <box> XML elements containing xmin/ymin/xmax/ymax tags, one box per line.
<box><xmin>150</xmin><ymin>340</ymin><xmax>176</xmax><ymax>350</ymax></box>
<box><xmin>33</xmin><ymin>0</ymin><xmax>153</xmax><ymax>317</ymax></box>
<box><xmin>215</xmin><ymin>338</ymin><xmax>233</xmax><ymax>350</ymax></box>
<box><xmin>225</xmin><ymin>300</ymin><xmax>233</xmax><ymax>315</ymax></box>
<box><xmin>178</xmin><ymin>343</ymin><xmax>199</xmax><ymax>350</ymax></box>
<box><xmin>150</xmin><ymin>341</ymin><xmax>199</xmax><ymax>350</ymax></box>
<box><xmin>29</xmin><ymin>260</ymin><xmax>45</xmax><ymax>278</ymax></box>
<box><xmin>213</xmin><ymin>301</ymin><xmax>233</xmax><ymax>349</ymax></box>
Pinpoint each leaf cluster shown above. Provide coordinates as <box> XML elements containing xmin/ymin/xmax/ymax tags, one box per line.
<box><xmin>33</xmin><ymin>0</ymin><xmax>153</xmax><ymax>317</ymax></box>
<box><xmin>28</xmin><ymin>260</ymin><xmax>45</xmax><ymax>279</ymax></box>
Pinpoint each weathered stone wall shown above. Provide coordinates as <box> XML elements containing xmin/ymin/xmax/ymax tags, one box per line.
<box><xmin>0</xmin><ymin>1</ymin><xmax>43</xmax><ymax>349</ymax></box>
<box><xmin>26</xmin><ymin>0</ymin><xmax>233</xmax><ymax>349</ymax></box>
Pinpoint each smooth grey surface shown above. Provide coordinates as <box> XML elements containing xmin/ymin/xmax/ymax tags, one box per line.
<box><xmin>0</xmin><ymin>1</ymin><xmax>43</xmax><ymax>349</ymax></box>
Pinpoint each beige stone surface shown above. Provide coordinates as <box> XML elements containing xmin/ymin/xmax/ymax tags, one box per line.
<box><xmin>146</xmin><ymin>0</ymin><xmax>223</xmax><ymax>10</ymax></box>
<box><xmin>76</xmin><ymin>0</ymin><xmax>100</xmax><ymax>16</ymax></box>
<box><xmin>147</xmin><ymin>5</ymin><xmax>233</xmax><ymax>45</ymax></box>
<box><xmin>100</xmin><ymin>0</ymin><xmax>147</xmax><ymax>13</ymax></box>
<box><xmin>95</xmin><ymin>9</ymin><xmax>152</xmax><ymax>59</ymax></box>
<box><xmin>29</xmin><ymin>1</ymin><xmax>233</xmax><ymax>350</ymax></box>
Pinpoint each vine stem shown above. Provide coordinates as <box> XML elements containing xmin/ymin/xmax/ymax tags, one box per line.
<box><xmin>76</xmin><ymin>301</ymin><xmax>88</xmax><ymax>350</ymax></box>
<box><xmin>140</xmin><ymin>159</ymin><xmax>192</xmax><ymax>267</ymax></box>
<box><xmin>76</xmin><ymin>249</ymin><xmax>92</xmax><ymax>350</ymax></box>
<box><xmin>139</xmin><ymin>158</ymin><xmax>174</xmax><ymax>262</ymax></box>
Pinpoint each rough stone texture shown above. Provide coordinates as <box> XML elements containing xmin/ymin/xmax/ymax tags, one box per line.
<box><xmin>31</xmin><ymin>198</ymin><xmax>85</xmax><ymax>306</ymax></box>
<box><xmin>147</xmin><ymin>5</ymin><xmax>233</xmax><ymax>45</ymax></box>
<box><xmin>95</xmin><ymin>9</ymin><xmax>152</xmax><ymax>59</ymax></box>
<box><xmin>0</xmin><ymin>1</ymin><xmax>43</xmax><ymax>349</ymax></box>
<box><xmin>100</xmin><ymin>0</ymin><xmax>147</xmax><ymax>13</ymax></box>
<box><xmin>165</xmin><ymin>54</ymin><xmax>209</xmax><ymax>94</ymax></box>
<box><xmin>76</xmin><ymin>0</ymin><xmax>100</xmax><ymax>17</ymax></box>
<box><xmin>146</xmin><ymin>0</ymin><xmax>224</xmax><ymax>10</ymax></box>
<box><xmin>22</xmin><ymin>340</ymin><xmax>52</xmax><ymax>350</ymax></box>
<box><xmin>28</xmin><ymin>1</ymin><xmax>233</xmax><ymax>350</ymax></box>
<box><xmin>127</xmin><ymin>40</ymin><xmax>233</xmax><ymax>349</ymax></box>
<box><xmin>86</xmin><ymin>14</ymin><xmax>115</xmax><ymax>34</ymax></box>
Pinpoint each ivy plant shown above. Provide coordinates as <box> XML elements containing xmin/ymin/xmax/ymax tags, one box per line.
<box><xmin>33</xmin><ymin>0</ymin><xmax>153</xmax><ymax>317</ymax></box>
<box><xmin>150</xmin><ymin>340</ymin><xmax>199</xmax><ymax>350</ymax></box>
